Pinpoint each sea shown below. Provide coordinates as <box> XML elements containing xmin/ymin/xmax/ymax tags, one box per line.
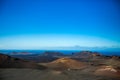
<box><xmin>0</xmin><ymin>49</ymin><xmax>120</xmax><ymax>56</ymax></box>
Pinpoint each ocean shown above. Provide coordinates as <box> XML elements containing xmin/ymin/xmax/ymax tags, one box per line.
<box><xmin>0</xmin><ymin>49</ymin><xmax>120</xmax><ymax>56</ymax></box>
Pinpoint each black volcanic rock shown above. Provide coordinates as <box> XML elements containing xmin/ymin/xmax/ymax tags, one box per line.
<box><xmin>42</xmin><ymin>51</ymin><xmax>64</xmax><ymax>57</ymax></box>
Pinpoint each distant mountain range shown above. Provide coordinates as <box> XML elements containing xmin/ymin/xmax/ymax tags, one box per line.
<box><xmin>30</xmin><ymin>46</ymin><xmax>120</xmax><ymax>51</ymax></box>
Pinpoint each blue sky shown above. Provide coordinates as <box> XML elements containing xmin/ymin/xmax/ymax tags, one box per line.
<box><xmin>0</xmin><ymin>0</ymin><xmax>120</xmax><ymax>49</ymax></box>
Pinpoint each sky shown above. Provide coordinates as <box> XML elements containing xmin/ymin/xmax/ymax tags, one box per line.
<box><xmin>0</xmin><ymin>0</ymin><xmax>120</xmax><ymax>49</ymax></box>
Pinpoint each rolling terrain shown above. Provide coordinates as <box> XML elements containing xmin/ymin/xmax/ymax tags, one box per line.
<box><xmin>0</xmin><ymin>51</ymin><xmax>120</xmax><ymax>80</ymax></box>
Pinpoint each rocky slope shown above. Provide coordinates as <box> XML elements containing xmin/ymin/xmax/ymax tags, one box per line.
<box><xmin>0</xmin><ymin>53</ymin><xmax>46</xmax><ymax>69</ymax></box>
<box><xmin>94</xmin><ymin>65</ymin><xmax>120</xmax><ymax>78</ymax></box>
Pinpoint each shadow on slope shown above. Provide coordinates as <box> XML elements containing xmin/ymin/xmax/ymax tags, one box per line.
<box><xmin>0</xmin><ymin>53</ymin><xmax>47</xmax><ymax>70</ymax></box>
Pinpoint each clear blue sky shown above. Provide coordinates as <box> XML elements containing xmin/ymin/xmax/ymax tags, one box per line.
<box><xmin>0</xmin><ymin>0</ymin><xmax>120</xmax><ymax>49</ymax></box>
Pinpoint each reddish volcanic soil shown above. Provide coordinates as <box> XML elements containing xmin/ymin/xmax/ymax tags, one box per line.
<box><xmin>45</xmin><ymin>57</ymin><xmax>86</xmax><ymax>70</ymax></box>
<box><xmin>94</xmin><ymin>66</ymin><xmax>120</xmax><ymax>78</ymax></box>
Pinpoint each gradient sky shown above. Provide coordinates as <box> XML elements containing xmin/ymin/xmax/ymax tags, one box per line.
<box><xmin>0</xmin><ymin>0</ymin><xmax>120</xmax><ymax>49</ymax></box>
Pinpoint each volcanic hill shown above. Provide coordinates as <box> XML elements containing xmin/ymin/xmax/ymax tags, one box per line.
<box><xmin>46</xmin><ymin>57</ymin><xmax>86</xmax><ymax>70</ymax></box>
<box><xmin>0</xmin><ymin>53</ymin><xmax>46</xmax><ymax>69</ymax></box>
